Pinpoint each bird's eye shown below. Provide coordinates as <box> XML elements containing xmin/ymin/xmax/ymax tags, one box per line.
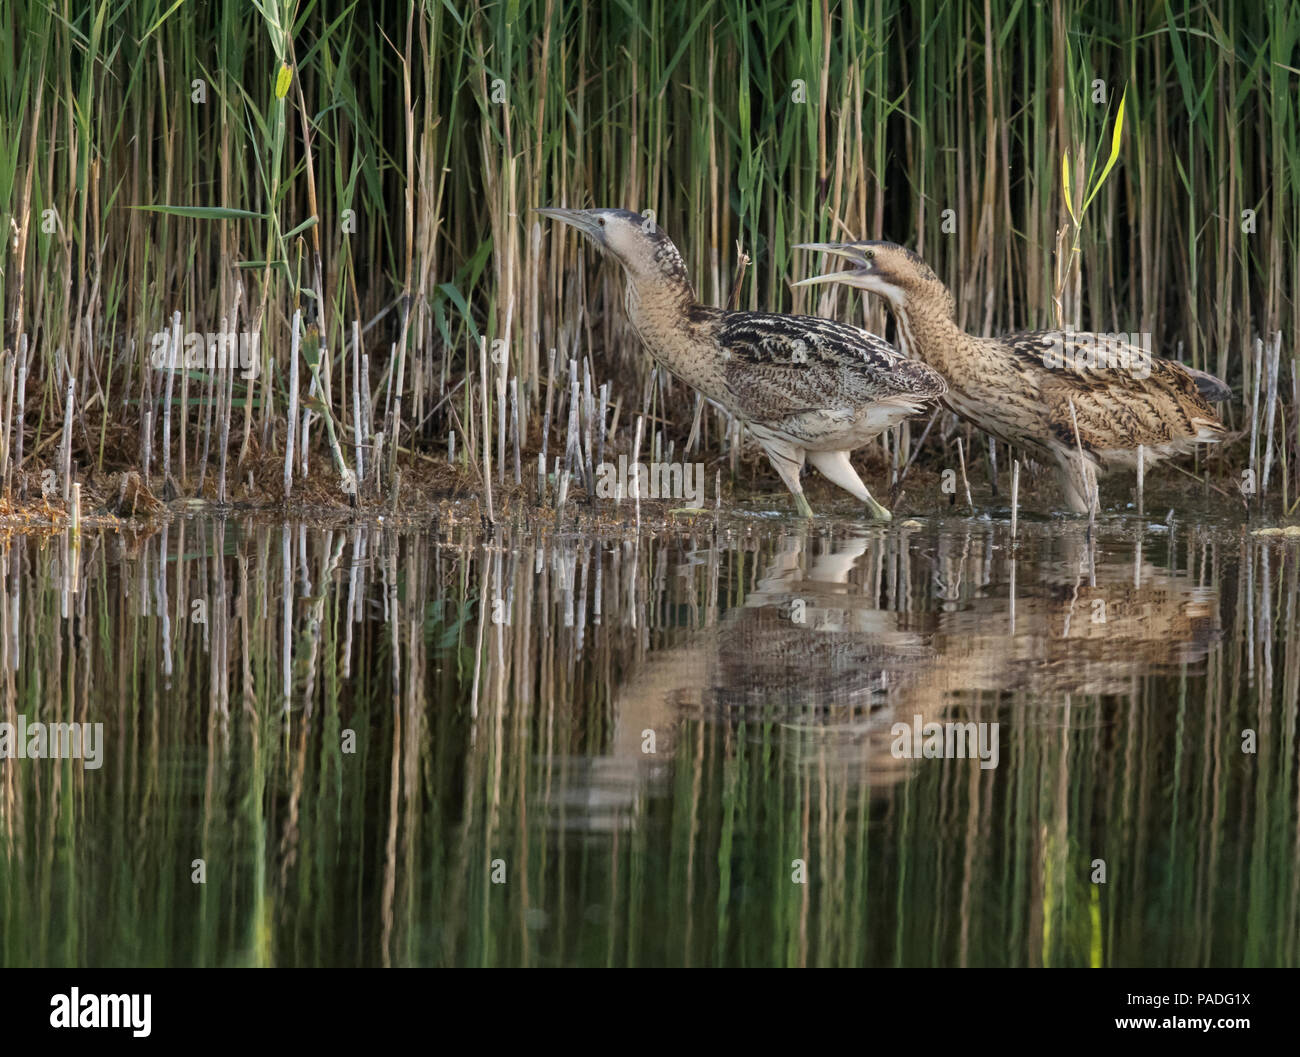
<box><xmin>598</xmin><ymin>216</ymin><xmax>606</xmax><ymax>227</ymax></box>
<box><xmin>865</xmin><ymin>248</ymin><xmax>875</xmax><ymax>259</ymax></box>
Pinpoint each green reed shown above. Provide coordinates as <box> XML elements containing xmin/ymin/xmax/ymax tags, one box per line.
<box><xmin>0</xmin><ymin>1</ymin><xmax>1297</xmax><ymax>508</ymax></box>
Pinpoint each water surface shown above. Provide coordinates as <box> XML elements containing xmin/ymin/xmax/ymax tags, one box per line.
<box><xmin>1</xmin><ymin>512</ymin><xmax>1296</xmax><ymax>967</ymax></box>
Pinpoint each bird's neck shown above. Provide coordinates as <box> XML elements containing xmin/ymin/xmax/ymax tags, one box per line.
<box><xmin>889</xmin><ymin>294</ymin><xmax>964</xmax><ymax>376</ymax></box>
<box><xmin>623</xmin><ymin>272</ymin><xmax>711</xmax><ymax>384</ymax></box>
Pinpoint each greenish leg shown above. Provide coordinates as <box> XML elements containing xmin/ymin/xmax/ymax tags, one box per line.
<box><xmin>760</xmin><ymin>440</ymin><xmax>812</xmax><ymax>519</ymax></box>
<box><xmin>864</xmin><ymin>493</ymin><xmax>892</xmax><ymax>521</ymax></box>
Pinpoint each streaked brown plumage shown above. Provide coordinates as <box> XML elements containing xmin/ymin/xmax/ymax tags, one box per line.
<box><xmin>794</xmin><ymin>241</ymin><xmax>1230</xmax><ymax>513</ymax></box>
<box><xmin>537</xmin><ymin>209</ymin><xmax>946</xmax><ymax>519</ymax></box>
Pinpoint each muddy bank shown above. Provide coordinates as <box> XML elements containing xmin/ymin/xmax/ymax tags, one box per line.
<box><xmin>0</xmin><ymin>443</ymin><xmax>1289</xmax><ymax>535</ymax></box>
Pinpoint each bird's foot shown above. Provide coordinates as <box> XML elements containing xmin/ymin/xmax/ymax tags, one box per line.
<box><xmin>864</xmin><ymin>495</ymin><xmax>893</xmax><ymax>521</ymax></box>
<box><xmin>793</xmin><ymin>494</ymin><xmax>815</xmax><ymax>518</ymax></box>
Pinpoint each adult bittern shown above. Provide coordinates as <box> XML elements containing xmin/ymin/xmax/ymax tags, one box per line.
<box><xmin>538</xmin><ymin>209</ymin><xmax>945</xmax><ymax>519</ymax></box>
<box><xmin>795</xmin><ymin>241</ymin><xmax>1229</xmax><ymax>514</ymax></box>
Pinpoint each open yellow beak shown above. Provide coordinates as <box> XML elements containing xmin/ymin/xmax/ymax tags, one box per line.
<box><xmin>790</xmin><ymin>242</ymin><xmax>871</xmax><ymax>288</ymax></box>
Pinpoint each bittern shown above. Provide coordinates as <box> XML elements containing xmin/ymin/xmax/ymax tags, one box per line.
<box><xmin>794</xmin><ymin>241</ymin><xmax>1230</xmax><ymax>514</ymax></box>
<box><xmin>538</xmin><ymin>209</ymin><xmax>946</xmax><ymax>519</ymax></box>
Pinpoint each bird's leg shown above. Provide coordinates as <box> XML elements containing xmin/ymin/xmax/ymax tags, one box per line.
<box><xmin>760</xmin><ymin>441</ymin><xmax>813</xmax><ymax>518</ymax></box>
<box><xmin>1053</xmin><ymin>450</ymin><xmax>1099</xmax><ymax>515</ymax></box>
<box><xmin>806</xmin><ymin>450</ymin><xmax>892</xmax><ymax>521</ymax></box>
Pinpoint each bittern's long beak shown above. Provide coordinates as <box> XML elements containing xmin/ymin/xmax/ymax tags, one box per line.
<box><xmin>536</xmin><ymin>206</ymin><xmax>602</xmax><ymax>240</ymax></box>
<box><xmin>790</xmin><ymin>242</ymin><xmax>871</xmax><ymax>288</ymax></box>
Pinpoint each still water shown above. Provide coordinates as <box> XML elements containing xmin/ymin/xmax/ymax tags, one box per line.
<box><xmin>1</xmin><ymin>512</ymin><xmax>1296</xmax><ymax>967</ymax></box>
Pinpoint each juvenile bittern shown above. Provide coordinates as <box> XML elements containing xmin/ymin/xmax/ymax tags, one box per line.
<box><xmin>795</xmin><ymin>241</ymin><xmax>1230</xmax><ymax>514</ymax></box>
<box><xmin>539</xmin><ymin>209</ymin><xmax>946</xmax><ymax>519</ymax></box>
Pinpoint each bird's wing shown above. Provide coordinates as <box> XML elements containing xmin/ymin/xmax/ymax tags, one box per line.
<box><xmin>716</xmin><ymin>312</ymin><xmax>945</xmax><ymax>421</ymax></box>
<box><xmin>1005</xmin><ymin>332</ymin><xmax>1226</xmax><ymax>452</ymax></box>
